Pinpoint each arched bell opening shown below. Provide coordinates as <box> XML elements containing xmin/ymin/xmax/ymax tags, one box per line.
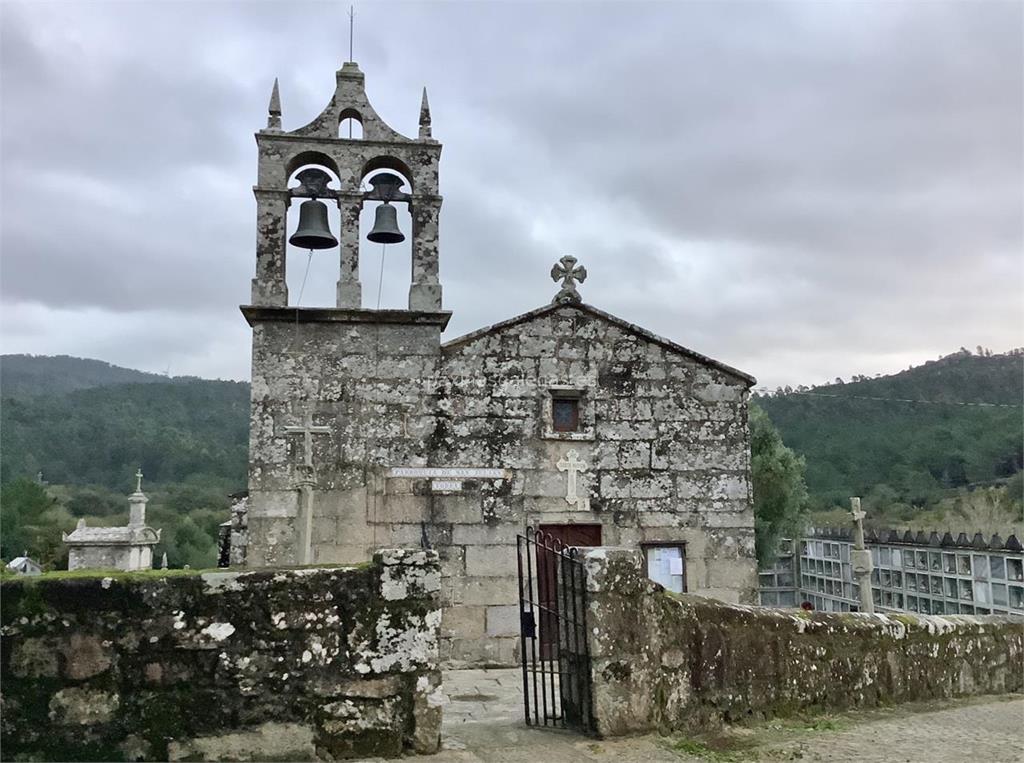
<box><xmin>285</xmin><ymin>163</ymin><xmax>341</xmax><ymax>308</ymax></box>
<box><xmin>358</xmin><ymin>168</ymin><xmax>413</xmax><ymax>310</ymax></box>
<box><xmin>338</xmin><ymin>108</ymin><xmax>363</xmax><ymax>140</ymax></box>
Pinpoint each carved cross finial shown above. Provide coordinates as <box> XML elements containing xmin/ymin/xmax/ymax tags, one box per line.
<box><xmin>267</xmin><ymin>78</ymin><xmax>282</xmax><ymax>130</ymax></box>
<box><xmin>550</xmin><ymin>255</ymin><xmax>587</xmax><ymax>304</ymax></box>
<box><xmin>135</xmin><ymin>468</ymin><xmax>144</xmax><ymax>493</ymax></box>
<box><xmin>419</xmin><ymin>87</ymin><xmax>432</xmax><ymax>139</ymax></box>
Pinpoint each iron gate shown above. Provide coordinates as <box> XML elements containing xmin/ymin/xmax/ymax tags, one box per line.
<box><xmin>516</xmin><ymin>527</ymin><xmax>595</xmax><ymax>734</ymax></box>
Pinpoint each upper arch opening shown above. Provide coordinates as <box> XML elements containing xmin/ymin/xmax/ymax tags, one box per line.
<box><xmin>338</xmin><ymin>108</ymin><xmax>363</xmax><ymax>140</ymax></box>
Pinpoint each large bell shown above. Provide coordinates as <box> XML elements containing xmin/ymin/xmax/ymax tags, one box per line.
<box><xmin>367</xmin><ymin>202</ymin><xmax>405</xmax><ymax>244</ymax></box>
<box><xmin>289</xmin><ymin>199</ymin><xmax>338</xmax><ymax>250</ymax></box>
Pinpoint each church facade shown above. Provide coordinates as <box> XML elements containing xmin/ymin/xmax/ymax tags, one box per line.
<box><xmin>239</xmin><ymin>61</ymin><xmax>757</xmax><ymax>665</ymax></box>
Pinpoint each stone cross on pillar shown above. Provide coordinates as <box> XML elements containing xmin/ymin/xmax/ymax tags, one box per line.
<box><xmin>284</xmin><ymin>411</ymin><xmax>332</xmax><ymax>566</ymax></box>
<box><xmin>550</xmin><ymin>255</ymin><xmax>587</xmax><ymax>304</ymax></box>
<box><xmin>284</xmin><ymin>412</ymin><xmax>332</xmax><ymax>471</ymax></box>
<box><xmin>556</xmin><ymin>449</ymin><xmax>590</xmax><ymax>511</ymax></box>
<box><xmin>850</xmin><ymin>496</ymin><xmax>875</xmax><ymax>614</ymax></box>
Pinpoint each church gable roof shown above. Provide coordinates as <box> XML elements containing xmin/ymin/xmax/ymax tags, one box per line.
<box><xmin>442</xmin><ymin>302</ymin><xmax>756</xmax><ymax>386</ymax></box>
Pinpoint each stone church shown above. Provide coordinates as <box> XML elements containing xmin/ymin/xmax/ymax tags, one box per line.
<box><xmin>236</xmin><ymin>60</ymin><xmax>757</xmax><ymax>665</ymax></box>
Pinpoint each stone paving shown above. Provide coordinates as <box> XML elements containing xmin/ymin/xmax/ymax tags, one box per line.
<box><xmin>359</xmin><ymin>668</ymin><xmax>1024</xmax><ymax>762</ymax></box>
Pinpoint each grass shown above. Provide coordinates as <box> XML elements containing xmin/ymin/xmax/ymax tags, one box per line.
<box><xmin>664</xmin><ymin>712</ymin><xmax>848</xmax><ymax>761</ymax></box>
<box><xmin>670</xmin><ymin>738</ymin><xmax>749</xmax><ymax>762</ymax></box>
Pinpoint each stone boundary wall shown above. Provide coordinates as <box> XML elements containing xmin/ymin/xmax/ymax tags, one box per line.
<box><xmin>0</xmin><ymin>550</ymin><xmax>443</xmax><ymax>761</ymax></box>
<box><xmin>581</xmin><ymin>548</ymin><xmax>1023</xmax><ymax>737</ymax></box>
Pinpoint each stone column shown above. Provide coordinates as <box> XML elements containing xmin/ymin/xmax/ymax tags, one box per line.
<box><xmin>336</xmin><ymin>192</ymin><xmax>363</xmax><ymax>308</ymax></box>
<box><xmin>850</xmin><ymin>497</ymin><xmax>875</xmax><ymax>614</ymax></box>
<box><xmin>408</xmin><ymin>195</ymin><xmax>443</xmax><ymax>311</ymax></box>
<box><xmin>251</xmin><ymin>188</ymin><xmax>290</xmax><ymax>306</ymax></box>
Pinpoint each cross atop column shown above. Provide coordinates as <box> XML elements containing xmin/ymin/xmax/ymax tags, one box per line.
<box><xmin>134</xmin><ymin>468</ymin><xmax>144</xmax><ymax>493</ymax></box>
<box><xmin>850</xmin><ymin>496</ymin><xmax>875</xmax><ymax>614</ymax></box>
<box><xmin>556</xmin><ymin>449</ymin><xmax>590</xmax><ymax>511</ymax></box>
<box><xmin>284</xmin><ymin>411</ymin><xmax>332</xmax><ymax>470</ymax></box>
<box><xmin>550</xmin><ymin>255</ymin><xmax>587</xmax><ymax>304</ymax></box>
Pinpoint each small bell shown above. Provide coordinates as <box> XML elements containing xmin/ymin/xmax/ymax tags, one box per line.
<box><xmin>289</xmin><ymin>199</ymin><xmax>338</xmax><ymax>250</ymax></box>
<box><xmin>367</xmin><ymin>202</ymin><xmax>405</xmax><ymax>244</ymax></box>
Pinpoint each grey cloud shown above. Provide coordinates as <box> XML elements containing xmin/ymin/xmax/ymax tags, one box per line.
<box><xmin>0</xmin><ymin>0</ymin><xmax>1020</xmax><ymax>389</ymax></box>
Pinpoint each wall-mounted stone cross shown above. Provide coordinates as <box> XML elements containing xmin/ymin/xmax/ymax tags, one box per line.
<box><xmin>284</xmin><ymin>411</ymin><xmax>332</xmax><ymax>470</ymax></box>
<box><xmin>556</xmin><ymin>448</ymin><xmax>590</xmax><ymax>511</ymax></box>
<box><xmin>550</xmin><ymin>255</ymin><xmax>587</xmax><ymax>304</ymax></box>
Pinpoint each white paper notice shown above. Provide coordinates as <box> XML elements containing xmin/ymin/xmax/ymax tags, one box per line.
<box><xmin>669</xmin><ymin>557</ymin><xmax>684</xmax><ymax>576</ymax></box>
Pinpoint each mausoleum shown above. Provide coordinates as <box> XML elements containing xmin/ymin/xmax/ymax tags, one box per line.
<box><xmin>235</xmin><ymin>60</ymin><xmax>758</xmax><ymax>665</ymax></box>
<box><xmin>63</xmin><ymin>469</ymin><xmax>160</xmax><ymax>572</ymax></box>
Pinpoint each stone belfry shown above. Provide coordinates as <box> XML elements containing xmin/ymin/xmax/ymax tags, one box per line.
<box><xmin>242</xmin><ymin>62</ymin><xmax>450</xmax><ymax>567</ymax></box>
<box><xmin>249</xmin><ymin>62</ymin><xmax>442</xmax><ymax>309</ymax></box>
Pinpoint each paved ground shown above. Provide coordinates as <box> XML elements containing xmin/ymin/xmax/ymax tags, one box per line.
<box><xmin>378</xmin><ymin>668</ymin><xmax>1024</xmax><ymax>762</ymax></box>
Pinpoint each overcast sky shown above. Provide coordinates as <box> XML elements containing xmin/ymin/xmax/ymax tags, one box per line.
<box><xmin>1</xmin><ymin>0</ymin><xmax>1021</xmax><ymax>389</ymax></box>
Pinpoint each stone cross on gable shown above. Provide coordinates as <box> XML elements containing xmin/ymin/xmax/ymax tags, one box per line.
<box><xmin>284</xmin><ymin>411</ymin><xmax>332</xmax><ymax>470</ymax></box>
<box><xmin>556</xmin><ymin>449</ymin><xmax>590</xmax><ymax>511</ymax></box>
<box><xmin>550</xmin><ymin>255</ymin><xmax>587</xmax><ymax>304</ymax></box>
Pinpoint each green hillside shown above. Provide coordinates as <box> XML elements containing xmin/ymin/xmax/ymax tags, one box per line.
<box><xmin>757</xmin><ymin>350</ymin><xmax>1023</xmax><ymax>509</ymax></box>
<box><xmin>0</xmin><ymin>358</ymin><xmax>250</xmax><ymax>569</ymax></box>
<box><xmin>1</xmin><ymin>380</ymin><xmax>249</xmax><ymax>490</ymax></box>
<box><xmin>1</xmin><ymin>354</ymin><xmax>174</xmax><ymax>399</ymax></box>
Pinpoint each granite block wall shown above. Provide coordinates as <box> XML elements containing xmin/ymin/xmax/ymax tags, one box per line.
<box><xmin>580</xmin><ymin>548</ymin><xmax>1024</xmax><ymax>737</ymax></box>
<box><xmin>243</xmin><ymin>301</ymin><xmax>756</xmax><ymax>666</ymax></box>
<box><xmin>0</xmin><ymin>550</ymin><xmax>443</xmax><ymax>761</ymax></box>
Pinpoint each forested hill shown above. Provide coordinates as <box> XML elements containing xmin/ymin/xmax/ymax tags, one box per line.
<box><xmin>1</xmin><ymin>377</ymin><xmax>249</xmax><ymax>491</ymax></box>
<box><xmin>2</xmin><ymin>354</ymin><xmax>179</xmax><ymax>399</ymax></box>
<box><xmin>757</xmin><ymin>350</ymin><xmax>1023</xmax><ymax>508</ymax></box>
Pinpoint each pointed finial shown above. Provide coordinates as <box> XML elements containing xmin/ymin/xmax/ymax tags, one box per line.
<box><xmin>267</xmin><ymin>78</ymin><xmax>282</xmax><ymax>130</ymax></box>
<box><xmin>419</xmin><ymin>87</ymin><xmax>432</xmax><ymax>139</ymax></box>
<box><xmin>135</xmin><ymin>468</ymin><xmax>144</xmax><ymax>493</ymax></box>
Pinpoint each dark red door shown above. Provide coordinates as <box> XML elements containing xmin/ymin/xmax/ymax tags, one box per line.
<box><xmin>536</xmin><ymin>524</ymin><xmax>602</xmax><ymax>658</ymax></box>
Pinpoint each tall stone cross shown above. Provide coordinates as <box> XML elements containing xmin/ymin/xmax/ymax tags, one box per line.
<box><xmin>850</xmin><ymin>496</ymin><xmax>875</xmax><ymax>614</ymax></box>
<box><xmin>284</xmin><ymin>411</ymin><xmax>332</xmax><ymax>471</ymax></box>
<box><xmin>284</xmin><ymin>411</ymin><xmax>331</xmax><ymax>566</ymax></box>
<box><xmin>550</xmin><ymin>255</ymin><xmax>587</xmax><ymax>304</ymax></box>
<box><xmin>556</xmin><ymin>449</ymin><xmax>590</xmax><ymax>511</ymax></box>
<box><xmin>134</xmin><ymin>468</ymin><xmax>144</xmax><ymax>493</ymax></box>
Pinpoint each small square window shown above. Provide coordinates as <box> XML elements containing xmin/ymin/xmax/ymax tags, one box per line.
<box><xmin>552</xmin><ymin>397</ymin><xmax>580</xmax><ymax>432</ymax></box>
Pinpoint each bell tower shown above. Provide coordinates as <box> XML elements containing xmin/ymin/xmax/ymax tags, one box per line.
<box><xmin>241</xmin><ymin>63</ymin><xmax>450</xmax><ymax>568</ymax></box>
<box><xmin>248</xmin><ymin>61</ymin><xmax>443</xmax><ymax>310</ymax></box>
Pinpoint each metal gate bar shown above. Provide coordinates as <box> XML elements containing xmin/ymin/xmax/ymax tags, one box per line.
<box><xmin>516</xmin><ymin>527</ymin><xmax>594</xmax><ymax>734</ymax></box>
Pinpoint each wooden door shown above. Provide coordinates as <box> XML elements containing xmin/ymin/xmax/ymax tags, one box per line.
<box><xmin>536</xmin><ymin>524</ymin><xmax>602</xmax><ymax>658</ymax></box>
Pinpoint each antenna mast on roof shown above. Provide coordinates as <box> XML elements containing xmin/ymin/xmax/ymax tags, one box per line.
<box><xmin>348</xmin><ymin>5</ymin><xmax>355</xmax><ymax>63</ymax></box>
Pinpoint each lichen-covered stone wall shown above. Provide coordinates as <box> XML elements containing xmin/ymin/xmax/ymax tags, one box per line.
<box><xmin>581</xmin><ymin>548</ymin><xmax>1024</xmax><ymax>737</ymax></box>
<box><xmin>0</xmin><ymin>550</ymin><xmax>443</xmax><ymax>761</ymax></box>
<box><xmin>243</xmin><ymin>300</ymin><xmax>756</xmax><ymax>667</ymax></box>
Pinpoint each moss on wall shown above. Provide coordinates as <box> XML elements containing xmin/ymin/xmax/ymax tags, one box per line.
<box><xmin>581</xmin><ymin>548</ymin><xmax>1023</xmax><ymax>738</ymax></box>
<box><xmin>0</xmin><ymin>551</ymin><xmax>442</xmax><ymax>761</ymax></box>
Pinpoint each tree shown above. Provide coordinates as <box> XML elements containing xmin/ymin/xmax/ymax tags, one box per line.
<box><xmin>750</xmin><ymin>403</ymin><xmax>809</xmax><ymax>565</ymax></box>
<box><xmin>0</xmin><ymin>478</ymin><xmax>74</xmax><ymax>568</ymax></box>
